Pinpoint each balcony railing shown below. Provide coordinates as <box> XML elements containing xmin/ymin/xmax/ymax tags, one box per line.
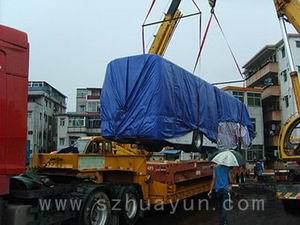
<box><xmin>67</xmin><ymin>127</ymin><xmax>87</xmax><ymax>133</ymax></box>
<box><xmin>262</xmin><ymin>85</ymin><xmax>280</xmax><ymax>100</ymax></box>
<box><xmin>87</xmin><ymin>128</ymin><xmax>101</xmax><ymax>135</ymax></box>
<box><xmin>86</xmin><ymin>95</ymin><xmax>100</xmax><ymax>100</ymax></box>
<box><xmin>246</xmin><ymin>63</ymin><xmax>278</xmax><ymax>87</ymax></box>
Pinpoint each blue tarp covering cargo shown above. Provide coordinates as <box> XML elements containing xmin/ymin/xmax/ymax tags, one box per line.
<box><xmin>101</xmin><ymin>54</ymin><xmax>254</xmax><ymax>148</ymax></box>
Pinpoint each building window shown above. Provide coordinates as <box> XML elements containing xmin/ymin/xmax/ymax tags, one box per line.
<box><xmin>59</xmin><ymin>138</ymin><xmax>65</xmax><ymax>146</ymax></box>
<box><xmin>28</xmin><ymin>111</ymin><xmax>32</xmax><ymax>119</ymax></box>
<box><xmin>79</xmin><ymin>105</ymin><xmax>86</xmax><ymax>112</ymax></box>
<box><xmin>88</xmin><ymin>118</ymin><xmax>101</xmax><ymax>128</ymax></box>
<box><xmin>281</xmin><ymin>47</ymin><xmax>285</xmax><ymax>58</ymax></box>
<box><xmin>232</xmin><ymin>91</ymin><xmax>244</xmax><ymax>103</ymax></box>
<box><xmin>282</xmin><ymin>70</ymin><xmax>287</xmax><ymax>82</ymax></box>
<box><xmin>87</xmin><ymin>101</ymin><xmax>100</xmax><ymax>112</ymax></box>
<box><xmin>77</xmin><ymin>89</ymin><xmax>88</xmax><ymax>98</ymax></box>
<box><xmin>28</xmin><ymin>131</ymin><xmax>33</xmax><ymax>135</ymax></box>
<box><xmin>247</xmin><ymin>93</ymin><xmax>261</xmax><ymax>107</ymax></box>
<box><xmin>251</xmin><ymin>118</ymin><xmax>256</xmax><ymax>132</ymax></box>
<box><xmin>247</xmin><ymin>145</ymin><xmax>263</xmax><ymax>161</ymax></box>
<box><xmin>68</xmin><ymin>117</ymin><xmax>85</xmax><ymax>127</ymax></box>
<box><xmin>284</xmin><ymin>95</ymin><xmax>289</xmax><ymax>108</ymax></box>
<box><xmin>296</xmin><ymin>41</ymin><xmax>300</xmax><ymax>48</ymax></box>
<box><xmin>60</xmin><ymin>118</ymin><xmax>65</xmax><ymax>126</ymax></box>
<box><xmin>40</xmin><ymin>113</ymin><xmax>42</xmax><ymax>120</ymax></box>
<box><xmin>298</xmin><ymin>66</ymin><xmax>300</xmax><ymax>73</ymax></box>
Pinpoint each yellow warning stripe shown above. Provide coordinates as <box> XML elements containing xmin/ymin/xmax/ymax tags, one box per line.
<box><xmin>277</xmin><ymin>192</ymin><xmax>300</xmax><ymax>200</ymax></box>
<box><xmin>285</xmin><ymin>192</ymin><xmax>295</xmax><ymax>199</ymax></box>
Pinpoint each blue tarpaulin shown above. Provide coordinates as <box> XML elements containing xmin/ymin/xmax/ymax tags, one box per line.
<box><xmin>101</xmin><ymin>54</ymin><xmax>254</xmax><ymax>145</ymax></box>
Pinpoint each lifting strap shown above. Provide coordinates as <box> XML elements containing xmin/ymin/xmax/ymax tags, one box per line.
<box><xmin>193</xmin><ymin>12</ymin><xmax>213</xmax><ymax>74</ymax></box>
<box><xmin>142</xmin><ymin>0</ymin><xmax>157</xmax><ymax>54</ymax></box>
<box><xmin>213</xmin><ymin>13</ymin><xmax>244</xmax><ymax>79</ymax></box>
<box><xmin>193</xmin><ymin>10</ymin><xmax>245</xmax><ymax>81</ymax></box>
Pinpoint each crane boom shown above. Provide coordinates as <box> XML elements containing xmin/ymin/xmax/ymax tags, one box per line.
<box><xmin>273</xmin><ymin>0</ymin><xmax>300</xmax><ymax>161</ymax></box>
<box><xmin>274</xmin><ymin>0</ymin><xmax>300</xmax><ymax>34</ymax></box>
<box><xmin>148</xmin><ymin>0</ymin><xmax>182</xmax><ymax>56</ymax></box>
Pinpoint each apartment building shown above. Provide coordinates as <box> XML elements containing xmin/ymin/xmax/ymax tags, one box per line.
<box><xmin>56</xmin><ymin>88</ymin><xmax>101</xmax><ymax>150</ymax></box>
<box><xmin>27</xmin><ymin>81</ymin><xmax>67</xmax><ymax>153</ymax></box>
<box><xmin>223</xmin><ymin>86</ymin><xmax>264</xmax><ymax>162</ymax></box>
<box><xmin>243</xmin><ymin>34</ymin><xmax>300</xmax><ymax>162</ymax></box>
<box><xmin>276</xmin><ymin>34</ymin><xmax>300</xmax><ymax>123</ymax></box>
<box><xmin>76</xmin><ymin>88</ymin><xmax>101</xmax><ymax>113</ymax></box>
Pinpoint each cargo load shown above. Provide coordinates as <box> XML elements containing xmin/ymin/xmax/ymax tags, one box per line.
<box><xmin>101</xmin><ymin>54</ymin><xmax>254</xmax><ymax>150</ymax></box>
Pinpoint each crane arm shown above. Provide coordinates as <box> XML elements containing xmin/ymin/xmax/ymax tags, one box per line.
<box><xmin>274</xmin><ymin>0</ymin><xmax>300</xmax><ymax>34</ymax></box>
<box><xmin>148</xmin><ymin>0</ymin><xmax>182</xmax><ymax>56</ymax></box>
<box><xmin>274</xmin><ymin>0</ymin><xmax>300</xmax><ymax>161</ymax></box>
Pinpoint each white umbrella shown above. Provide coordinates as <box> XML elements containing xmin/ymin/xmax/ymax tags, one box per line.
<box><xmin>210</xmin><ymin>150</ymin><xmax>245</xmax><ymax>167</ymax></box>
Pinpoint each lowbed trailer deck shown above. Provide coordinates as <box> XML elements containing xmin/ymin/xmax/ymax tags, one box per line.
<box><xmin>32</xmin><ymin>152</ymin><xmax>213</xmax><ymax>205</ymax></box>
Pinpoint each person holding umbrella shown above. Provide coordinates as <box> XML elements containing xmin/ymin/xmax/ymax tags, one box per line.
<box><xmin>208</xmin><ymin>150</ymin><xmax>246</xmax><ymax>225</ymax></box>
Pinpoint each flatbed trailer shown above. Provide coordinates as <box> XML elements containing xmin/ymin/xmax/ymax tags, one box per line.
<box><xmin>32</xmin><ymin>150</ymin><xmax>212</xmax><ymax>201</ymax></box>
<box><xmin>1</xmin><ymin>151</ymin><xmax>213</xmax><ymax>225</ymax></box>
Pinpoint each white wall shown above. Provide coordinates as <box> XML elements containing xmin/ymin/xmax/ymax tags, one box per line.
<box><xmin>247</xmin><ymin>106</ymin><xmax>264</xmax><ymax>145</ymax></box>
<box><xmin>278</xmin><ymin>36</ymin><xmax>300</xmax><ymax>124</ymax></box>
<box><xmin>56</xmin><ymin>115</ymin><xmax>69</xmax><ymax>150</ymax></box>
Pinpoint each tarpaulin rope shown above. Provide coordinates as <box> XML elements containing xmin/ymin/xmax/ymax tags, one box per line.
<box><xmin>213</xmin><ymin>13</ymin><xmax>244</xmax><ymax>80</ymax></box>
<box><xmin>142</xmin><ymin>0</ymin><xmax>157</xmax><ymax>54</ymax></box>
<box><xmin>193</xmin><ymin>12</ymin><xmax>213</xmax><ymax>74</ymax></box>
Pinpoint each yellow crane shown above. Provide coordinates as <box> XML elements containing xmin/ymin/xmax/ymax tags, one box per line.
<box><xmin>148</xmin><ymin>0</ymin><xmax>183</xmax><ymax>56</ymax></box>
<box><xmin>273</xmin><ymin>0</ymin><xmax>300</xmax><ymax>161</ymax></box>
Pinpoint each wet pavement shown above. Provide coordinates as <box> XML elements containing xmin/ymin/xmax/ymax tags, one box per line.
<box><xmin>139</xmin><ymin>185</ymin><xmax>300</xmax><ymax>225</ymax></box>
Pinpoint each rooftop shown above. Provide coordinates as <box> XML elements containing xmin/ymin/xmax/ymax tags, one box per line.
<box><xmin>243</xmin><ymin>45</ymin><xmax>276</xmax><ymax>70</ymax></box>
<box><xmin>243</xmin><ymin>34</ymin><xmax>300</xmax><ymax>72</ymax></box>
<box><xmin>28</xmin><ymin>81</ymin><xmax>67</xmax><ymax>98</ymax></box>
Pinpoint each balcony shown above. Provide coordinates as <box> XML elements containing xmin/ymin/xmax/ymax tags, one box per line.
<box><xmin>265</xmin><ymin>135</ymin><xmax>279</xmax><ymax>147</ymax></box>
<box><xmin>87</xmin><ymin>95</ymin><xmax>100</xmax><ymax>100</ymax></box>
<box><xmin>67</xmin><ymin>127</ymin><xmax>87</xmax><ymax>133</ymax></box>
<box><xmin>262</xmin><ymin>85</ymin><xmax>280</xmax><ymax>100</ymax></box>
<box><xmin>246</xmin><ymin>63</ymin><xmax>278</xmax><ymax>87</ymax></box>
<box><xmin>87</xmin><ymin>128</ymin><xmax>101</xmax><ymax>135</ymax></box>
<box><xmin>264</xmin><ymin>110</ymin><xmax>281</xmax><ymax>122</ymax></box>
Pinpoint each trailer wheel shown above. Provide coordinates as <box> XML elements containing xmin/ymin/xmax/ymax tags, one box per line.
<box><xmin>119</xmin><ymin>186</ymin><xmax>141</xmax><ymax>225</ymax></box>
<box><xmin>81</xmin><ymin>190</ymin><xmax>112</xmax><ymax>225</ymax></box>
<box><xmin>192</xmin><ymin>131</ymin><xmax>203</xmax><ymax>152</ymax></box>
<box><xmin>282</xmin><ymin>199</ymin><xmax>299</xmax><ymax>214</ymax></box>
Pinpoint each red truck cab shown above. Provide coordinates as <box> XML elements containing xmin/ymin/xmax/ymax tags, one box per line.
<box><xmin>0</xmin><ymin>25</ymin><xmax>29</xmax><ymax>195</ymax></box>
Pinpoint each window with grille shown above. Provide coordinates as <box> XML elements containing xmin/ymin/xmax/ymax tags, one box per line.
<box><xmin>232</xmin><ymin>91</ymin><xmax>244</xmax><ymax>103</ymax></box>
<box><xmin>247</xmin><ymin>93</ymin><xmax>261</xmax><ymax>107</ymax></box>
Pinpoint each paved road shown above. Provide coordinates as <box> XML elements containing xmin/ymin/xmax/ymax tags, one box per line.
<box><xmin>138</xmin><ymin>187</ymin><xmax>300</xmax><ymax>225</ymax></box>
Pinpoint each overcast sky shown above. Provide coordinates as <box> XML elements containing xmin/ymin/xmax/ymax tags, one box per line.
<box><xmin>0</xmin><ymin>0</ymin><xmax>297</xmax><ymax>111</ymax></box>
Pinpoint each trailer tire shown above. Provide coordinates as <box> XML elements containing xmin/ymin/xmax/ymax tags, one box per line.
<box><xmin>192</xmin><ymin>130</ymin><xmax>203</xmax><ymax>151</ymax></box>
<box><xmin>81</xmin><ymin>190</ymin><xmax>112</xmax><ymax>225</ymax></box>
<box><xmin>119</xmin><ymin>186</ymin><xmax>141</xmax><ymax>225</ymax></box>
<box><xmin>282</xmin><ymin>199</ymin><xmax>299</xmax><ymax>214</ymax></box>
